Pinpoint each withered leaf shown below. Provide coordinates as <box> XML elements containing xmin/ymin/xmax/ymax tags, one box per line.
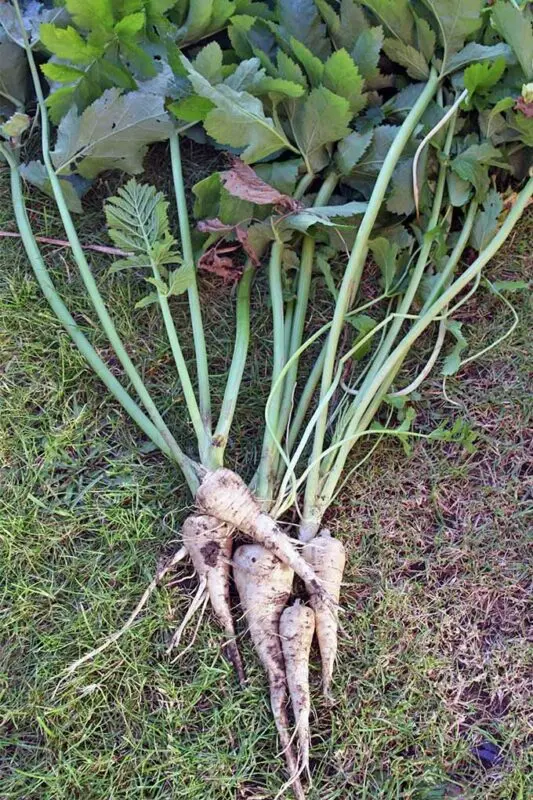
<box><xmin>220</xmin><ymin>158</ymin><xmax>301</xmax><ymax>211</ymax></box>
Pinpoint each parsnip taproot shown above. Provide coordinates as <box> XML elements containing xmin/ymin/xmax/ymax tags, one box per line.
<box><xmin>178</xmin><ymin>514</ymin><xmax>245</xmax><ymax>684</ymax></box>
<box><xmin>233</xmin><ymin>544</ymin><xmax>305</xmax><ymax>800</ymax></box>
<box><xmin>197</xmin><ymin>469</ymin><xmax>327</xmax><ymax>602</ymax></box>
<box><xmin>302</xmin><ymin>529</ymin><xmax>346</xmax><ymax>701</ymax></box>
<box><xmin>280</xmin><ymin>601</ymin><xmax>315</xmax><ymax>777</ymax></box>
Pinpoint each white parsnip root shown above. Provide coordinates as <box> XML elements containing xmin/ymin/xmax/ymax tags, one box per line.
<box><xmin>303</xmin><ymin>530</ymin><xmax>346</xmax><ymax>702</ymax></box>
<box><xmin>280</xmin><ymin>601</ymin><xmax>315</xmax><ymax>779</ymax></box>
<box><xmin>176</xmin><ymin>514</ymin><xmax>245</xmax><ymax>683</ymax></box>
<box><xmin>197</xmin><ymin>469</ymin><xmax>328</xmax><ymax>602</ymax></box>
<box><xmin>233</xmin><ymin>545</ymin><xmax>305</xmax><ymax>800</ymax></box>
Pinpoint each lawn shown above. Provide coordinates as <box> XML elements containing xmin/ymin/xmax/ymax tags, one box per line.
<box><xmin>0</xmin><ymin>146</ymin><xmax>531</xmax><ymax>799</ymax></box>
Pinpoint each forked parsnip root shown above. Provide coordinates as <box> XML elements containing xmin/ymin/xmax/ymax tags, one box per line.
<box><xmin>303</xmin><ymin>529</ymin><xmax>346</xmax><ymax>702</ymax></box>
<box><xmin>197</xmin><ymin>469</ymin><xmax>327</xmax><ymax>602</ymax></box>
<box><xmin>233</xmin><ymin>545</ymin><xmax>306</xmax><ymax>800</ymax></box>
<box><xmin>280</xmin><ymin>601</ymin><xmax>315</xmax><ymax>779</ymax></box>
<box><xmin>174</xmin><ymin>514</ymin><xmax>245</xmax><ymax>684</ymax></box>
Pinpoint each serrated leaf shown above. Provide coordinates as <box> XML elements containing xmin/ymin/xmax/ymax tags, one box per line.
<box><xmin>168</xmin><ymin>265</ymin><xmax>195</xmax><ymax>296</ymax></box>
<box><xmin>386</xmin><ymin>159</ymin><xmax>415</xmax><ymax>215</ymax></box>
<box><xmin>291</xmin><ymin>86</ymin><xmax>352</xmax><ymax>173</ymax></box>
<box><xmin>135</xmin><ymin>291</ymin><xmax>158</xmax><ymax>308</ymax></box>
<box><xmin>361</xmin><ymin>0</ymin><xmax>414</xmax><ymax>45</ymax></box>
<box><xmin>183</xmin><ymin>55</ymin><xmax>294</xmax><ymax>163</ymax></box>
<box><xmin>491</xmin><ymin>0</ymin><xmax>533</xmax><ymax>81</ymax></box>
<box><xmin>255</xmin><ymin>159</ymin><xmax>301</xmax><ymax>195</ymax></box>
<box><xmin>421</xmin><ymin>0</ymin><xmax>483</xmax><ymax>73</ymax></box>
<box><xmin>51</xmin><ymin>88</ymin><xmax>173</xmax><ymax>179</ymax></box>
<box><xmin>66</xmin><ymin>0</ymin><xmax>114</xmax><ymax>34</ymax></box>
<box><xmin>46</xmin><ymin>86</ymin><xmax>77</xmax><ymax>124</ymax></box>
<box><xmin>383</xmin><ymin>38</ymin><xmax>429</xmax><ymax>80</ymax></box>
<box><xmin>414</xmin><ymin>15</ymin><xmax>436</xmax><ymax>62</ymax></box>
<box><xmin>115</xmin><ymin>11</ymin><xmax>146</xmax><ymax>39</ymax></box>
<box><xmin>277</xmin><ymin>0</ymin><xmax>330</xmax><ymax>59</ymax></box>
<box><xmin>40</xmin><ymin>62</ymin><xmax>86</xmax><ymax>84</ymax></box>
<box><xmin>19</xmin><ymin>160</ymin><xmax>84</xmax><ymax>213</ymax></box>
<box><xmin>444</xmin><ymin>42</ymin><xmax>516</xmax><ymax>76</ymax></box>
<box><xmin>314</xmin><ymin>0</ymin><xmax>342</xmax><ymax>48</ymax></box>
<box><xmin>441</xmin><ymin>320</ymin><xmax>467</xmax><ymax>376</ymax></box>
<box><xmin>1</xmin><ymin>111</ymin><xmax>30</xmax><ymax>137</ymax></box>
<box><xmin>451</xmin><ymin>142</ymin><xmax>505</xmax><ymax>197</ymax></box>
<box><xmin>252</xmin><ymin>77</ymin><xmax>305</xmax><ymax>98</ymax></box>
<box><xmin>351</xmin><ymin>26</ymin><xmax>384</xmax><ymax>80</ymax></box>
<box><xmin>369</xmin><ymin>237</ymin><xmax>400</xmax><ymax>292</ymax></box>
<box><xmin>464</xmin><ymin>58</ymin><xmax>506</xmax><ymax>100</ymax></box>
<box><xmin>469</xmin><ymin>188</ymin><xmax>503</xmax><ymax>251</ymax></box>
<box><xmin>193</xmin><ymin>41</ymin><xmax>224</xmax><ymax>84</ymax></box>
<box><xmin>323</xmin><ymin>48</ymin><xmax>366</xmax><ymax>114</ymax></box>
<box><xmin>336</xmin><ymin>129</ymin><xmax>374</xmax><ymax>175</ymax></box>
<box><xmin>289</xmin><ymin>36</ymin><xmax>324</xmax><ymax>86</ymax></box>
<box><xmin>283</xmin><ymin>200</ymin><xmax>368</xmax><ymax>232</ymax></box>
<box><xmin>276</xmin><ymin>50</ymin><xmax>307</xmax><ymax>88</ymax></box>
<box><xmin>40</xmin><ymin>24</ymin><xmax>102</xmax><ymax>65</ymax></box>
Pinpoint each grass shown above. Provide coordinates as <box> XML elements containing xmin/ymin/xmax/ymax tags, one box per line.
<box><xmin>0</xmin><ymin>148</ymin><xmax>531</xmax><ymax>799</ymax></box>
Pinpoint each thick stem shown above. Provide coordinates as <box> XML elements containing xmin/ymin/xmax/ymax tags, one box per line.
<box><xmin>169</xmin><ymin>130</ymin><xmax>212</xmax><ymax>433</ymax></box>
<box><xmin>0</xmin><ymin>141</ymin><xmax>200</xmax><ymax>493</ymax></box>
<box><xmin>12</xmin><ymin>2</ymin><xmax>179</xmax><ymax>460</ymax></box>
<box><xmin>211</xmin><ymin>263</ymin><xmax>254</xmax><ymax>465</ymax></box>
<box><xmin>302</xmin><ymin>71</ymin><xmax>440</xmax><ymax>523</ymax></box>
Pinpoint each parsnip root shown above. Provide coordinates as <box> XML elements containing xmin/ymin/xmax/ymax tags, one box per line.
<box><xmin>303</xmin><ymin>529</ymin><xmax>346</xmax><ymax>701</ymax></box>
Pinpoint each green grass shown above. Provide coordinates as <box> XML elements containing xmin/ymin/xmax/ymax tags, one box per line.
<box><xmin>0</xmin><ymin>152</ymin><xmax>531</xmax><ymax>800</ymax></box>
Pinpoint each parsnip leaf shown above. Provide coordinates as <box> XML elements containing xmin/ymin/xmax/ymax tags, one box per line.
<box><xmin>470</xmin><ymin>189</ymin><xmax>503</xmax><ymax>251</ymax></box>
<box><xmin>382</xmin><ymin>39</ymin><xmax>429</xmax><ymax>80</ymax></box>
<box><xmin>323</xmin><ymin>49</ymin><xmax>366</xmax><ymax>114</ymax></box>
<box><xmin>421</xmin><ymin>0</ymin><xmax>483</xmax><ymax>73</ymax></box>
<box><xmin>441</xmin><ymin>320</ymin><xmax>467</xmax><ymax>376</ymax></box>
<box><xmin>351</xmin><ymin>26</ymin><xmax>384</xmax><ymax>80</ymax></box>
<box><xmin>444</xmin><ymin>42</ymin><xmax>516</xmax><ymax>76</ymax></box>
<box><xmin>51</xmin><ymin>89</ymin><xmax>173</xmax><ymax>179</ymax></box>
<box><xmin>290</xmin><ymin>86</ymin><xmax>352</xmax><ymax>173</ymax></box>
<box><xmin>491</xmin><ymin>0</ymin><xmax>533</xmax><ymax>80</ymax></box>
<box><xmin>361</xmin><ymin>0</ymin><xmax>414</xmax><ymax>46</ymax></box>
<box><xmin>336</xmin><ymin>129</ymin><xmax>374</xmax><ymax>175</ymax></box>
<box><xmin>277</xmin><ymin>0</ymin><xmax>330</xmax><ymax>59</ymax></box>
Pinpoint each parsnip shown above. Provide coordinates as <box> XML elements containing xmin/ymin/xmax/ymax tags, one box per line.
<box><xmin>280</xmin><ymin>601</ymin><xmax>315</xmax><ymax>777</ymax></box>
<box><xmin>233</xmin><ymin>545</ymin><xmax>305</xmax><ymax>800</ymax></box>
<box><xmin>302</xmin><ymin>529</ymin><xmax>346</xmax><ymax>701</ymax></box>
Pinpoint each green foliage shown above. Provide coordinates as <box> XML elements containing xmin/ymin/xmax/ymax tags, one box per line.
<box><xmin>441</xmin><ymin>319</ymin><xmax>467</xmax><ymax>376</ymax></box>
<box><xmin>464</xmin><ymin>58</ymin><xmax>507</xmax><ymax>108</ymax></box>
<box><xmin>106</xmin><ymin>178</ymin><xmax>193</xmax><ymax>303</ymax></box>
<box><xmin>290</xmin><ymin>86</ymin><xmax>352</xmax><ymax>173</ymax></box>
<box><xmin>322</xmin><ymin>49</ymin><xmax>366</xmax><ymax>114</ymax></box>
<box><xmin>470</xmin><ymin>188</ymin><xmax>504</xmax><ymax>251</ymax></box>
<box><xmin>421</xmin><ymin>0</ymin><xmax>483</xmax><ymax>73</ymax></box>
<box><xmin>382</xmin><ymin>38</ymin><xmax>429</xmax><ymax>80</ymax></box>
<box><xmin>491</xmin><ymin>0</ymin><xmax>533</xmax><ymax>81</ymax></box>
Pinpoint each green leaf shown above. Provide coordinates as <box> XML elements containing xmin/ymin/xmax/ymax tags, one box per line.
<box><xmin>323</xmin><ymin>49</ymin><xmax>366</xmax><ymax>114</ymax></box>
<box><xmin>255</xmin><ymin>159</ymin><xmax>301</xmax><ymax>195</ymax></box>
<box><xmin>19</xmin><ymin>160</ymin><xmax>84</xmax><ymax>213</ymax></box>
<box><xmin>315</xmin><ymin>250</ymin><xmax>338</xmax><ymax>299</ymax></box>
<box><xmin>289</xmin><ymin>36</ymin><xmax>324</xmax><ymax>86</ymax></box>
<box><xmin>470</xmin><ymin>188</ymin><xmax>504</xmax><ymax>251</ymax></box>
<box><xmin>252</xmin><ymin>77</ymin><xmax>305</xmax><ymax>98</ymax></box>
<box><xmin>369</xmin><ymin>237</ymin><xmax>400</xmax><ymax>292</ymax></box>
<box><xmin>314</xmin><ymin>0</ymin><xmax>342</xmax><ymax>48</ymax></box>
<box><xmin>192</xmin><ymin>172</ymin><xmax>222</xmax><ymax>219</ymax></box>
<box><xmin>464</xmin><ymin>58</ymin><xmax>506</xmax><ymax>100</ymax></box>
<box><xmin>114</xmin><ymin>11</ymin><xmax>146</xmax><ymax>39</ymax></box>
<box><xmin>386</xmin><ymin>160</ymin><xmax>415</xmax><ymax>215</ymax></box>
<box><xmin>421</xmin><ymin>0</ymin><xmax>483</xmax><ymax>72</ymax></box>
<box><xmin>277</xmin><ymin>50</ymin><xmax>307</xmax><ymax>88</ymax></box>
<box><xmin>284</xmin><ymin>200</ymin><xmax>368</xmax><ymax>232</ymax></box>
<box><xmin>277</xmin><ymin>0</ymin><xmax>330</xmax><ymax>59</ymax></box>
<box><xmin>491</xmin><ymin>279</ymin><xmax>529</xmax><ymax>293</ymax></box>
<box><xmin>336</xmin><ymin>129</ymin><xmax>374</xmax><ymax>175</ymax></box>
<box><xmin>414</xmin><ymin>14</ymin><xmax>436</xmax><ymax>62</ymax></box>
<box><xmin>444</xmin><ymin>42</ymin><xmax>516</xmax><ymax>76</ymax></box>
<box><xmin>337</xmin><ymin>0</ymin><xmax>370</xmax><ymax>50</ymax></box>
<box><xmin>135</xmin><ymin>291</ymin><xmax>158</xmax><ymax>308</ymax></box>
<box><xmin>168</xmin><ymin>265</ymin><xmax>195</xmax><ymax>296</ymax></box>
<box><xmin>291</xmin><ymin>86</ymin><xmax>352</xmax><ymax>173</ymax></box>
<box><xmin>451</xmin><ymin>142</ymin><xmax>506</xmax><ymax>198</ymax></box>
<box><xmin>168</xmin><ymin>96</ymin><xmax>215</xmax><ymax>122</ymax></box>
<box><xmin>441</xmin><ymin>320</ymin><xmax>467</xmax><ymax>376</ymax></box>
<box><xmin>51</xmin><ymin>88</ymin><xmax>174</xmax><ymax>179</ymax></box>
<box><xmin>45</xmin><ymin>86</ymin><xmax>77</xmax><ymax>124</ymax></box>
<box><xmin>491</xmin><ymin>0</ymin><xmax>533</xmax><ymax>81</ymax></box>
<box><xmin>382</xmin><ymin>38</ymin><xmax>429</xmax><ymax>80</ymax></box>
<box><xmin>177</xmin><ymin>0</ymin><xmax>214</xmax><ymax>43</ymax></box>
<box><xmin>193</xmin><ymin>41</ymin><xmax>224</xmax><ymax>84</ymax></box>
<box><xmin>351</xmin><ymin>26</ymin><xmax>384</xmax><ymax>80</ymax></box>
<box><xmin>361</xmin><ymin>0</ymin><xmax>414</xmax><ymax>45</ymax></box>
<box><xmin>348</xmin><ymin>313</ymin><xmax>378</xmax><ymax>359</ymax></box>
<box><xmin>41</xmin><ymin>63</ymin><xmax>86</xmax><ymax>85</ymax></box>
<box><xmin>446</xmin><ymin>171</ymin><xmax>472</xmax><ymax>206</ymax></box>
<box><xmin>39</xmin><ymin>24</ymin><xmax>102</xmax><ymax>65</ymax></box>
<box><xmin>66</xmin><ymin>0</ymin><xmax>115</xmax><ymax>34</ymax></box>
<box><xmin>183</xmin><ymin>55</ymin><xmax>294</xmax><ymax>163</ymax></box>
<box><xmin>510</xmin><ymin>112</ymin><xmax>533</xmax><ymax>147</ymax></box>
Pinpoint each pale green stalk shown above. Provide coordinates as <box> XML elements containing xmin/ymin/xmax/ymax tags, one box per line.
<box><xmin>211</xmin><ymin>262</ymin><xmax>254</xmax><ymax>465</ymax></box>
<box><xmin>169</xmin><ymin>131</ymin><xmax>212</xmax><ymax>433</ymax></box>
<box><xmin>314</xmin><ymin>178</ymin><xmax>533</xmax><ymax>522</ymax></box>
<box><xmin>302</xmin><ymin>71</ymin><xmax>440</xmax><ymax>526</ymax></box>
<box><xmin>0</xmin><ymin>141</ymin><xmax>200</xmax><ymax>493</ymax></box>
<box><xmin>12</xmin><ymin>1</ymin><xmax>186</xmax><ymax>460</ymax></box>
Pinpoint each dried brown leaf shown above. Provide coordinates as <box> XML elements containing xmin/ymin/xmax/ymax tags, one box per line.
<box><xmin>198</xmin><ymin>244</ymin><xmax>242</xmax><ymax>282</ymax></box>
<box><xmin>220</xmin><ymin>158</ymin><xmax>300</xmax><ymax>211</ymax></box>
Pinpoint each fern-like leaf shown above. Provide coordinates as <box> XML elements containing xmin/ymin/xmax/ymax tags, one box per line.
<box><xmin>105</xmin><ymin>179</ymin><xmax>193</xmax><ymax>297</ymax></box>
